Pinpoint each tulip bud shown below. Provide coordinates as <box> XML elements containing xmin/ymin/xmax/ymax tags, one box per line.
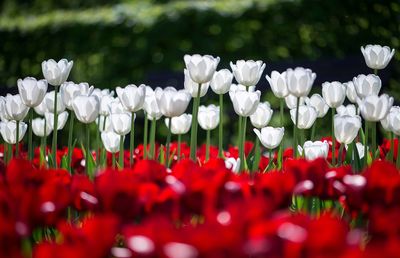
<box><xmin>286</xmin><ymin>67</ymin><xmax>316</xmax><ymax>97</ymax></box>
<box><xmin>0</xmin><ymin>120</ymin><xmax>27</xmax><ymax>144</ymax></box>
<box><xmin>101</xmin><ymin>131</ymin><xmax>121</xmax><ymax>153</ymax></box>
<box><xmin>253</xmin><ymin>127</ymin><xmax>284</xmax><ymax>149</ymax></box>
<box><xmin>230</xmin><ymin>60</ymin><xmax>266</xmax><ymax>87</ymax></box>
<box><xmin>358</xmin><ymin>94</ymin><xmax>393</xmax><ymax>122</ymax></box>
<box><xmin>184</xmin><ymin>54</ymin><xmax>220</xmax><ymax>84</ymax></box>
<box><xmin>361</xmin><ymin>45</ymin><xmax>395</xmax><ymax>70</ymax></box>
<box><xmin>197</xmin><ymin>104</ymin><xmax>220</xmax><ymax>131</ymax></box>
<box><xmin>41</xmin><ymin>59</ymin><xmax>73</xmax><ymax>86</ymax></box>
<box><xmin>285</xmin><ymin>94</ymin><xmax>305</xmax><ymax>109</ymax></box>
<box><xmin>45</xmin><ymin>111</ymin><xmax>69</xmax><ymax>131</ymax></box>
<box><xmin>322</xmin><ymin>81</ymin><xmax>346</xmax><ymax>108</ymax></box>
<box><xmin>110</xmin><ymin>112</ymin><xmax>133</xmax><ymax>136</ymax></box>
<box><xmin>60</xmin><ymin>82</ymin><xmax>94</xmax><ymax>110</ymax></box>
<box><xmin>305</xmin><ymin>94</ymin><xmax>329</xmax><ymax>118</ymax></box>
<box><xmin>45</xmin><ymin>91</ymin><xmax>66</xmax><ymax>113</ymax></box>
<box><xmin>32</xmin><ymin>118</ymin><xmax>53</xmax><ymax>137</ymax></box>
<box><xmin>337</xmin><ymin>104</ymin><xmax>358</xmax><ymax>116</ymax></box>
<box><xmin>352</xmin><ymin>74</ymin><xmax>381</xmax><ymax>99</ymax></box>
<box><xmin>155</xmin><ymin>87</ymin><xmax>191</xmax><ymax>117</ymax></box>
<box><xmin>298</xmin><ymin>140</ymin><xmax>329</xmax><ymax>161</ymax></box>
<box><xmin>229</xmin><ymin>87</ymin><xmax>260</xmax><ymax>117</ymax></box>
<box><xmin>266</xmin><ymin>71</ymin><xmax>288</xmax><ymax>98</ymax></box>
<box><xmin>334</xmin><ymin>115</ymin><xmax>362</xmax><ymax>144</ymax></box>
<box><xmin>184</xmin><ymin>69</ymin><xmax>209</xmax><ymax>98</ymax></box>
<box><xmin>250</xmin><ymin>102</ymin><xmax>273</xmax><ymax>128</ymax></box>
<box><xmin>144</xmin><ymin>87</ymin><xmax>162</xmax><ymax>120</ymax></box>
<box><xmin>5</xmin><ymin>94</ymin><xmax>29</xmax><ymax>121</ymax></box>
<box><xmin>210</xmin><ymin>69</ymin><xmax>233</xmax><ymax>95</ymax></box>
<box><xmin>72</xmin><ymin>95</ymin><xmax>100</xmax><ymax>124</ymax></box>
<box><xmin>344</xmin><ymin>81</ymin><xmax>358</xmax><ymax>103</ymax></box>
<box><xmin>164</xmin><ymin>114</ymin><xmax>192</xmax><ymax>135</ymax></box>
<box><xmin>290</xmin><ymin>105</ymin><xmax>317</xmax><ymax>129</ymax></box>
<box><xmin>116</xmin><ymin>84</ymin><xmax>146</xmax><ymax>112</ymax></box>
<box><xmin>17</xmin><ymin>77</ymin><xmax>48</xmax><ymax>107</ymax></box>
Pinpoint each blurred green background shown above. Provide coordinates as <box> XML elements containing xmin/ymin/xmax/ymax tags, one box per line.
<box><xmin>0</xmin><ymin>0</ymin><xmax>399</xmax><ymax>147</ymax></box>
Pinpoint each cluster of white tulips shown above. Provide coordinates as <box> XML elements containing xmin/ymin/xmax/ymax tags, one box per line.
<box><xmin>0</xmin><ymin>44</ymin><xmax>397</xmax><ymax>173</ymax></box>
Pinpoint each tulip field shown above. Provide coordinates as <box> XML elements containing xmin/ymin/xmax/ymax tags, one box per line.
<box><xmin>0</xmin><ymin>44</ymin><xmax>400</xmax><ymax>257</ymax></box>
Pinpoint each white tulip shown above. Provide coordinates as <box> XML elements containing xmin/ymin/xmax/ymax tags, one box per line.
<box><xmin>32</xmin><ymin>118</ymin><xmax>52</xmax><ymax>137</ymax></box>
<box><xmin>225</xmin><ymin>157</ymin><xmax>240</xmax><ymax>173</ymax></box>
<box><xmin>197</xmin><ymin>104</ymin><xmax>220</xmax><ymax>131</ymax></box>
<box><xmin>230</xmin><ymin>83</ymin><xmax>255</xmax><ymax>92</ymax></box>
<box><xmin>17</xmin><ymin>77</ymin><xmax>48</xmax><ymax>107</ymax></box>
<box><xmin>358</xmin><ymin>94</ymin><xmax>393</xmax><ymax>122</ymax></box>
<box><xmin>322</xmin><ymin>81</ymin><xmax>346</xmax><ymax>108</ymax></box>
<box><xmin>389</xmin><ymin>111</ymin><xmax>400</xmax><ymax>136</ymax></box>
<box><xmin>337</xmin><ymin>104</ymin><xmax>358</xmax><ymax>116</ymax></box>
<box><xmin>381</xmin><ymin>106</ymin><xmax>400</xmax><ymax>132</ymax></box>
<box><xmin>345</xmin><ymin>142</ymin><xmax>366</xmax><ymax>159</ymax></box>
<box><xmin>184</xmin><ymin>69</ymin><xmax>209</xmax><ymax>97</ymax></box>
<box><xmin>164</xmin><ymin>114</ymin><xmax>192</xmax><ymax>135</ymax></box>
<box><xmin>298</xmin><ymin>140</ymin><xmax>329</xmax><ymax>161</ymax></box>
<box><xmin>45</xmin><ymin>111</ymin><xmax>69</xmax><ymax>131</ymax></box>
<box><xmin>155</xmin><ymin>87</ymin><xmax>191</xmax><ymax>117</ymax></box>
<box><xmin>334</xmin><ymin>115</ymin><xmax>362</xmax><ymax>144</ymax></box>
<box><xmin>41</xmin><ymin>59</ymin><xmax>73</xmax><ymax>86</ymax></box>
<box><xmin>265</xmin><ymin>71</ymin><xmax>288</xmax><ymax>98</ymax></box>
<box><xmin>96</xmin><ymin>115</ymin><xmax>112</xmax><ymax>132</ymax></box>
<box><xmin>92</xmin><ymin>88</ymin><xmax>114</xmax><ymax>100</ymax></box>
<box><xmin>253</xmin><ymin>127</ymin><xmax>284</xmax><ymax>149</ymax></box>
<box><xmin>250</xmin><ymin>102</ymin><xmax>273</xmax><ymax>128</ymax></box>
<box><xmin>352</xmin><ymin>74</ymin><xmax>381</xmax><ymax>99</ymax></box>
<box><xmin>34</xmin><ymin>100</ymin><xmax>48</xmax><ymax>116</ymax></box>
<box><xmin>45</xmin><ymin>91</ymin><xmax>66</xmax><ymax>113</ymax></box>
<box><xmin>344</xmin><ymin>81</ymin><xmax>358</xmax><ymax>103</ymax></box>
<box><xmin>109</xmin><ymin>98</ymin><xmax>126</xmax><ymax>114</ymax></box>
<box><xmin>286</xmin><ymin>67</ymin><xmax>316</xmax><ymax>97</ymax></box>
<box><xmin>361</xmin><ymin>45</ymin><xmax>395</xmax><ymax>70</ymax></box>
<box><xmin>229</xmin><ymin>87</ymin><xmax>260</xmax><ymax>117</ymax></box>
<box><xmin>101</xmin><ymin>131</ymin><xmax>121</xmax><ymax>153</ymax></box>
<box><xmin>5</xmin><ymin>94</ymin><xmax>29</xmax><ymax>121</ymax></box>
<box><xmin>210</xmin><ymin>69</ymin><xmax>233</xmax><ymax>95</ymax></box>
<box><xmin>285</xmin><ymin>94</ymin><xmax>305</xmax><ymax>109</ymax></box>
<box><xmin>290</xmin><ymin>105</ymin><xmax>317</xmax><ymax>129</ymax></box>
<box><xmin>230</xmin><ymin>60</ymin><xmax>266</xmax><ymax>87</ymax></box>
<box><xmin>116</xmin><ymin>84</ymin><xmax>146</xmax><ymax>112</ymax></box>
<box><xmin>0</xmin><ymin>120</ymin><xmax>27</xmax><ymax>144</ymax></box>
<box><xmin>305</xmin><ymin>94</ymin><xmax>329</xmax><ymax>118</ymax></box>
<box><xmin>0</xmin><ymin>96</ymin><xmax>11</xmax><ymax>122</ymax></box>
<box><xmin>144</xmin><ymin>87</ymin><xmax>162</xmax><ymax>120</ymax></box>
<box><xmin>99</xmin><ymin>95</ymin><xmax>114</xmax><ymax>116</ymax></box>
<box><xmin>184</xmin><ymin>54</ymin><xmax>220</xmax><ymax>84</ymax></box>
<box><xmin>72</xmin><ymin>95</ymin><xmax>100</xmax><ymax>124</ymax></box>
<box><xmin>60</xmin><ymin>82</ymin><xmax>94</xmax><ymax>110</ymax></box>
<box><xmin>110</xmin><ymin>112</ymin><xmax>133</xmax><ymax>136</ymax></box>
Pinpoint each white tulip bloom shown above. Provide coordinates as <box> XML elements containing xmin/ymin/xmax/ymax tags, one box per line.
<box><xmin>298</xmin><ymin>140</ymin><xmax>329</xmax><ymax>161</ymax></box>
<box><xmin>0</xmin><ymin>120</ymin><xmax>27</xmax><ymax>144</ymax></box>
<box><xmin>225</xmin><ymin>157</ymin><xmax>240</xmax><ymax>173</ymax></box>
<box><xmin>253</xmin><ymin>126</ymin><xmax>284</xmax><ymax>150</ymax></box>
<box><xmin>286</xmin><ymin>67</ymin><xmax>316</xmax><ymax>97</ymax></box>
<box><xmin>358</xmin><ymin>94</ymin><xmax>393</xmax><ymax>122</ymax></box>
<box><xmin>305</xmin><ymin>94</ymin><xmax>329</xmax><ymax>118</ymax></box>
<box><xmin>110</xmin><ymin>112</ymin><xmax>133</xmax><ymax>136</ymax></box>
<box><xmin>32</xmin><ymin>118</ymin><xmax>53</xmax><ymax>137</ymax></box>
<box><xmin>230</xmin><ymin>60</ymin><xmax>266</xmax><ymax>87</ymax></box>
<box><xmin>361</xmin><ymin>44</ymin><xmax>395</xmax><ymax>70</ymax></box>
<box><xmin>210</xmin><ymin>69</ymin><xmax>233</xmax><ymax>95</ymax></box>
<box><xmin>381</xmin><ymin>106</ymin><xmax>400</xmax><ymax>132</ymax></box>
<box><xmin>344</xmin><ymin>81</ymin><xmax>358</xmax><ymax>104</ymax></box>
<box><xmin>45</xmin><ymin>91</ymin><xmax>66</xmax><ymax>113</ymax></box>
<box><xmin>60</xmin><ymin>82</ymin><xmax>94</xmax><ymax>110</ymax></box>
<box><xmin>336</xmin><ymin>104</ymin><xmax>358</xmax><ymax>116</ymax></box>
<box><xmin>155</xmin><ymin>87</ymin><xmax>191</xmax><ymax>117</ymax></box>
<box><xmin>352</xmin><ymin>74</ymin><xmax>381</xmax><ymax>99</ymax></box>
<box><xmin>101</xmin><ymin>131</ymin><xmax>121</xmax><ymax>153</ymax></box>
<box><xmin>184</xmin><ymin>69</ymin><xmax>209</xmax><ymax>98</ymax></box>
<box><xmin>229</xmin><ymin>87</ymin><xmax>260</xmax><ymax>117</ymax></box>
<box><xmin>184</xmin><ymin>54</ymin><xmax>220</xmax><ymax>84</ymax></box>
<box><xmin>72</xmin><ymin>95</ymin><xmax>100</xmax><ymax>124</ymax></box>
<box><xmin>5</xmin><ymin>94</ymin><xmax>29</xmax><ymax>121</ymax></box>
<box><xmin>265</xmin><ymin>71</ymin><xmax>288</xmax><ymax>98</ymax></box>
<box><xmin>41</xmin><ymin>59</ymin><xmax>73</xmax><ymax>86</ymax></box>
<box><xmin>99</xmin><ymin>95</ymin><xmax>114</xmax><ymax>116</ymax></box>
<box><xmin>144</xmin><ymin>87</ymin><xmax>162</xmax><ymax>120</ymax></box>
<box><xmin>45</xmin><ymin>111</ymin><xmax>69</xmax><ymax>131</ymax></box>
<box><xmin>197</xmin><ymin>104</ymin><xmax>220</xmax><ymax>131</ymax></box>
<box><xmin>290</xmin><ymin>105</ymin><xmax>317</xmax><ymax>129</ymax></box>
<box><xmin>285</xmin><ymin>94</ymin><xmax>305</xmax><ymax>109</ymax></box>
<box><xmin>17</xmin><ymin>77</ymin><xmax>48</xmax><ymax>107</ymax></box>
<box><xmin>334</xmin><ymin>115</ymin><xmax>362</xmax><ymax>144</ymax></box>
<box><xmin>164</xmin><ymin>114</ymin><xmax>192</xmax><ymax>135</ymax></box>
<box><xmin>0</xmin><ymin>97</ymin><xmax>11</xmax><ymax>122</ymax></box>
<box><xmin>116</xmin><ymin>84</ymin><xmax>146</xmax><ymax>113</ymax></box>
<box><xmin>33</xmin><ymin>100</ymin><xmax>48</xmax><ymax>116</ymax></box>
<box><xmin>322</xmin><ymin>81</ymin><xmax>346</xmax><ymax>108</ymax></box>
<box><xmin>250</xmin><ymin>102</ymin><xmax>273</xmax><ymax>128</ymax></box>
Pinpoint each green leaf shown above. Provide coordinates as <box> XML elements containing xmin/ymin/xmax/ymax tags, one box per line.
<box><xmin>61</xmin><ymin>155</ymin><xmax>68</xmax><ymax>170</ymax></box>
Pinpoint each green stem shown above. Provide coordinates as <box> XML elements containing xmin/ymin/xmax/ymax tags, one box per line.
<box><xmin>166</xmin><ymin>117</ymin><xmax>172</xmax><ymax>167</ymax></box>
<box><xmin>52</xmin><ymin>85</ymin><xmax>59</xmax><ymax>168</ymax></box>
<box><xmin>28</xmin><ymin>108</ymin><xmax>33</xmax><ymax>160</ymax></box>
<box><xmin>67</xmin><ymin>111</ymin><xmax>74</xmax><ymax>173</ymax></box>
<box><xmin>149</xmin><ymin>118</ymin><xmax>156</xmax><ymax>159</ymax></box>
<box><xmin>240</xmin><ymin>116</ymin><xmax>248</xmax><ymax>171</ymax></box>
<box><xmin>7</xmin><ymin>142</ymin><xmax>12</xmax><ymax>162</ymax></box>
<box><xmin>218</xmin><ymin>94</ymin><xmax>224</xmax><ymax>158</ymax></box>
<box><xmin>252</xmin><ymin>136</ymin><xmax>261</xmax><ymax>173</ymax></box>
<box><xmin>331</xmin><ymin>108</ymin><xmax>336</xmax><ymax>166</ymax></box>
<box><xmin>311</xmin><ymin>119</ymin><xmax>317</xmax><ymax>141</ymax></box>
<box><xmin>206</xmin><ymin>130</ymin><xmax>210</xmax><ymax>162</ymax></box>
<box><xmin>294</xmin><ymin>97</ymin><xmax>300</xmax><ymax>158</ymax></box>
<box><xmin>112</xmin><ymin>152</ymin><xmax>116</xmax><ymax>169</ymax></box>
<box><xmin>143</xmin><ymin>114</ymin><xmax>148</xmax><ymax>159</ymax></box>
<box><xmin>338</xmin><ymin>143</ymin><xmax>344</xmax><ymax>165</ymax></box>
<box><xmin>389</xmin><ymin>132</ymin><xmax>394</xmax><ymax>162</ymax></box>
<box><xmin>374</xmin><ymin>68</ymin><xmax>378</xmax><ymax>75</ymax></box>
<box><xmin>4</xmin><ymin>143</ymin><xmax>9</xmax><ymax>164</ymax></box>
<box><xmin>40</xmin><ymin>136</ymin><xmax>46</xmax><ymax>167</ymax></box>
<box><xmin>278</xmin><ymin>98</ymin><xmax>284</xmax><ymax>169</ymax></box>
<box><xmin>101</xmin><ymin>116</ymin><xmax>107</xmax><ymax>167</ymax></box>
<box><xmin>364</xmin><ymin>121</ymin><xmax>369</xmax><ymax>168</ymax></box>
<box><xmin>397</xmin><ymin>135</ymin><xmax>400</xmax><ymax>169</ymax></box>
<box><xmin>190</xmin><ymin>83</ymin><xmax>201</xmax><ymax>160</ymax></box>
<box><xmin>119</xmin><ymin>135</ymin><xmax>124</xmax><ymax>169</ymax></box>
<box><xmin>15</xmin><ymin>120</ymin><xmax>20</xmax><ymax>157</ymax></box>
<box><xmin>85</xmin><ymin>123</ymin><xmax>90</xmax><ymax>176</ymax></box>
<box><xmin>280</xmin><ymin>98</ymin><xmax>284</xmax><ymax>126</ymax></box>
<box><xmin>129</xmin><ymin>112</ymin><xmax>135</xmax><ymax>167</ymax></box>
<box><xmin>238</xmin><ymin>116</ymin><xmax>243</xmax><ymax>173</ymax></box>
<box><xmin>266</xmin><ymin>149</ymin><xmax>274</xmax><ymax>171</ymax></box>
<box><xmin>96</xmin><ymin>116</ymin><xmax>100</xmax><ymax>166</ymax></box>
<box><xmin>371</xmin><ymin>121</ymin><xmax>376</xmax><ymax>159</ymax></box>
<box><xmin>177</xmin><ymin>134</ymin><xmax>181</xmax><ymax>160</ymax></box>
